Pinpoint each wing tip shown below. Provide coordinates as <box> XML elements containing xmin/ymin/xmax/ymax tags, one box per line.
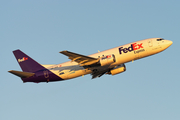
<box><xmin>59</xmin><ymin>50</ymin><xmax>67</xmax><ymax>53</ymax></box>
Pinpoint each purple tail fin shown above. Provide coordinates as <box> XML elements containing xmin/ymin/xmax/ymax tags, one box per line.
<box><xmin>13</xmin><ymin>50</ymin><xmax>45</xmax><ymax>72</ymax></box>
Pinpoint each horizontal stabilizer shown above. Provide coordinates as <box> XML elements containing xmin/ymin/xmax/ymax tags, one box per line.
<box><xmin>8</xmin><ymin>70</ymin><xmax>35</xmax><ymax>78</ymax></box>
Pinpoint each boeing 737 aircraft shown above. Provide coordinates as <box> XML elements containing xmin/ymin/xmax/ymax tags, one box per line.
<box><xmin>9</xmin><ymin>38</ymin><xmax>173</xmax><ymax>83</ymax></box>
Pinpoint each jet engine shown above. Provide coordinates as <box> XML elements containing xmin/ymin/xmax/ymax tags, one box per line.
<box><xmin>107</xmin><ymin>64</ymin><xmax>126</xmax><ymax>75</ymax></box>
<box><xmin>99</xmin><ymin>54</ymin><xmax>116</xmax><ymax>66</ymax></box>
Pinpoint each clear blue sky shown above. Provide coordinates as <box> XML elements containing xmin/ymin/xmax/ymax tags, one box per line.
<box><xmin>1</xmin><ymin>1</ymin><xmax>179</xmax><ymax>120</ymax></box>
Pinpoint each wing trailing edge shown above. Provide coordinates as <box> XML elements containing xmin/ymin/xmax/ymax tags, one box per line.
<box><xmin>60</xmin><ymin>50</ymin><xmax>99</xmax><ymax>66</ymax></box>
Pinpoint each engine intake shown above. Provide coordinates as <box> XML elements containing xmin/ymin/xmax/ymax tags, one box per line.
<box><xmin>99</xmin><ymin>54</ymin><xmax>116</xmax><ymax>66</ymax></box>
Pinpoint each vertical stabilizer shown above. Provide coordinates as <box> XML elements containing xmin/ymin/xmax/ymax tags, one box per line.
<box><xmin>13</xmin><ymin>50</ymin><xmax>45</xmax><ymax>72</ymax></box>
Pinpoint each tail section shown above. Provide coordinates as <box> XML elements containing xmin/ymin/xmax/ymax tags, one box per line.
<box><xmin>9</xmin><ymin>49</ymin><xmax>63</xmax><ymax>83</ymax></box>
<box><xmin>13</xmin><ymin>49</ymin><xmax>45</xmax><ymax>72</ymax></box>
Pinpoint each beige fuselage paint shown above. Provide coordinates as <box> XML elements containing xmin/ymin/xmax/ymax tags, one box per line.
<box><xmin>47</xmin><ymin>38</ymin><xmax>172</xmax><ymax>80</ymax></box>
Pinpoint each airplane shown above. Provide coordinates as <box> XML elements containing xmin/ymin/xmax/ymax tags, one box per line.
<box><xmin>8</xmin><ymin>38</ymin><xmax>173</xmax><ymax>83</ymax></box>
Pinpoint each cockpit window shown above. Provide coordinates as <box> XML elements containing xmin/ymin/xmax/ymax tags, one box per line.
<box><xmin>157</xmin><ymin>38</ymin><xmax>164</xmax><ymax>41</ymax></box>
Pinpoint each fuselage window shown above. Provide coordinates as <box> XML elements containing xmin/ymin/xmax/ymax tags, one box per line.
<box><xmin>59</xmin><ymin>72</ymin><xmax>64</xmax><ymax>75</ymax></box>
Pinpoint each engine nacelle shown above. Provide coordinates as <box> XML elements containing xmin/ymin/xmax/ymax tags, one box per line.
<box><xmin>109</xmin><ymin>64</ymin><xmax>126</xmax><ymax>75</ymax></box>
<box><xmin>99</xmin><ymin>54</ymin><xmax>116</xmax><ymax>66</ymax></box>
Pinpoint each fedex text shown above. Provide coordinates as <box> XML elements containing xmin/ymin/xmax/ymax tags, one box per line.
<box><xmin>119</xmin><ymin>43</ymin><xmax>144</xmax><ymax>54</ymax></box>
<box><xmin>18</xmin><ymin>57</ymin><xmax>28</xmax><ymax>62</ymax></box>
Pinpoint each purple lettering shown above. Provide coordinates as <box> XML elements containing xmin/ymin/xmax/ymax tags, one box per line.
<box><xmin>119</xmin><ymin>47</ymin><xmax>123</xmax><ymax>54</ymax></box>
<box><xmin>128</xmin><ymin>44</ymin><xmax>133</xmax><ymax>51</ymax></box>
<box><xmin>123</xmin><ymin>48</ymin><xmax>128</xmax><ymax>53</ymax></box>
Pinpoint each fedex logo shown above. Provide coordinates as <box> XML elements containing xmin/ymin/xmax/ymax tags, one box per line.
<box><xmin>119</xmin><ymin>43</ymin><xmax>143</xmax><ymax>54</ymax></box>
<box><xmin>101</xmin><ymin>55</ymin><xmax>112</xmax><ymax>60</ymax></box>
<box><xmin>18</xmin><ymin>57</ymin><xmax>28</xmax><ymax>62</ymax></box>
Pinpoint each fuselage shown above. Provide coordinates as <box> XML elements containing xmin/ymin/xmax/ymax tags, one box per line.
<box><xmin>9</xmin><ymin>38</ymin><xmax>172</xmax><ymax>83</ymax></box>
<box><xmin>44</xmin><ymin>38</ymin><xmax>173</xmax><ymax>80</ymax></box>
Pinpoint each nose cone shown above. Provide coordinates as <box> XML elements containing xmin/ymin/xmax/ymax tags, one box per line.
<box><xmin>163</xmin><ymin>40</ymin><xmax>173</xmax><ymax>50</ymax></box>
<box><xmin>166</xmin><ymin>40</ymin><xmax>173</xmax><ymax>47</ymax></box>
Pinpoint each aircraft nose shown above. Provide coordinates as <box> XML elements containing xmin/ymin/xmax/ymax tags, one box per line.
<box><xmin>166</xmin><ymin>40</ymin><xmax>173</xmax><ymax>46</ymax></box>
<box><xmin>164</xmin><ymin>40</ymin><xmax>173</xmax><ymax>48</ymax></box>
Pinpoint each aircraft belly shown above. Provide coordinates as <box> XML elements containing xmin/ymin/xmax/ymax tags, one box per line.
<box><xmin>67</xmin><ymin>69</ymin><xmax>91</xmax><ymax>79</ymax></box>
<box><xmin>58</xmin><ymin>69</ymin><xmax>91</xmax><ymax>80</ymax></box>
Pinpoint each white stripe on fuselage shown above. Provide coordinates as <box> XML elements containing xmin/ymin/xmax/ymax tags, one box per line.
<box><xmin>47</xmin><ymin>38</ymin><xmax>172</xmax><ymax>80</ymax></box>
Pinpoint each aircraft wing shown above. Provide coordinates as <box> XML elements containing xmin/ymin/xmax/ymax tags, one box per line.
<box><xmin>60</xmin><ymin>50</ymin><xmax>99</xmax><ymax>66</ymax></box>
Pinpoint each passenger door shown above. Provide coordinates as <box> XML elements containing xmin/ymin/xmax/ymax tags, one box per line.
<box><xmin>148</xmin><ymin>40</ymin><xmax>153</xmax><ymax>47</ymax></box>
